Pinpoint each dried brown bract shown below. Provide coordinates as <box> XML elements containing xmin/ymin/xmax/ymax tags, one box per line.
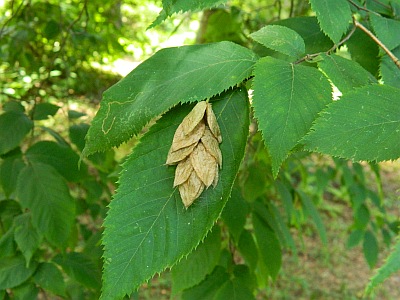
<box><xmin>166</xmin><ymin>101</ymin><xmax>222</xmax><ymax>208</ymax></box>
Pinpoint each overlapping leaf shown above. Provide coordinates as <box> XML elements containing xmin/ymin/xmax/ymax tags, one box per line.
<box><xmin>303</xmin><ymin>84</ymin><xmax>400</xmax><ymax>162</ymax></box>
<box><xmin>370</xmin><ymin>14</ymin><xmax>400</xmax><ymax>51</ymax></box>
<box><xmin>252</xmin><ymin>57</ymin><xmax>331</xmax><ymax>176</ymax></box>
<box><xmin>250</xmin><ymin>25</ymin><xmax>305</xmax><ymax>58</ymax></box>
<box><xmin>318</xmin><ymin>54</ymin><xmax>377</xmax><ymax>94</ymax></box>
<box><xmin>309</xmin><ymin>0</ymin><xmax>352</xmax><ymax>43</ymax></box>
<box><xmin>101</xmin><ymin>88</ymin><xmax>249</xmax><ymax>300</ymax></box>
<box><xmin>83</xmin><ymin>41</ymin><xmax>257</xmax><ymax>156</ymax></box>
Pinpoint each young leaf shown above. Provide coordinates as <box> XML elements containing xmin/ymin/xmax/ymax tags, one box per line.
<box><xmin>53</xmin><ymin>252</ymin><xmax>101</xmax><ymax>291</ymax></box>
<box><xmin>365</xmin><ymin>237</ymin><xmax>400</xmax><ymax>295</ymax></box>
<box><xmin>252</xmin><ymin>214</ymin><xmax>282</xmax><ymax>280</ymax></box>
<box><xmin>303</xmin><ymin>85</ymin><xmax>400</xmax><ymax>162</ymax></box>
<box><xmin>172</xmin><ymin>227</ymin><xmax>221</xmax><ymax>294</ymax></box>
<box><xmin>252</xmin><ymin>56</ymin><xmax>331</xmax><ymax>176</ymax></box>
<box><xmin>0</xmin><ymin>111</ymin><xmax>33</xmax><ymax>155</ymax></box>
<box><xmin>33</xmin><ymin>262</ymin><xmax>66</xmax><ymax>297</ymax></box>
<box><xmin>318</xmin><ymin>54</ymin><xmax>377</xmax><ymax>94</ymax></box>
<box><xmin>250</xmin><ymin>25</ymin><xmax>305</xmax><ymax>58</ymax></box>
<box><xmin>363</xmin><ymin>230</ymin><xmax>379</xmax><ymax>268</ymax></box>
<box><xmin>0</xmin><ymin>256</ymin><xmax>38</xmax><ymax>289</ymax></box>
<box><xmin>16</xmin><ymin>162</ymin><xmax>75</xmax><ymax>248</ymax></box>
<box><xmin>83</xmin><ymin>42</ymin><xmax>257</xmax><ymax>156</ymax></box>
<box><xmin>101</xmin><ymin>88</ymin><xmax>249</xmax><ymax>300</ymax></box>
<box><xmin>309</xmin><ymin>0</ymin><xmax>352</xmax><ymax>43</ymax></box>
<box><xmin>13</xmin><ymin>213</ymin><xmax>42</xmax><ymax>267</ymax></box>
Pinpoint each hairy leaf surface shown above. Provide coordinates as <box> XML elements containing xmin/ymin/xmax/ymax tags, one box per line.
<box><xmin>83</xmin><ymin>42</ymin><xmax>257</xmax><ymax>156</ymax></box>
<box><xmin>252</xmin><ymin>57</ymin><xmax>331</xmax><ymax>176</ymax></box>
<box><xmin>303</xmin><ymin>85</ymin><xmax>400</xmax><ymax>161</ymax></box>
<box><xmin>101</xmin><ymin>88</ymin><xmax>249</xmax><ymax>299</ymax></box>
<box><xmin>309</xmin><ymin>0</ymin><xmax>352</xmax><ymax>43</ymax></box>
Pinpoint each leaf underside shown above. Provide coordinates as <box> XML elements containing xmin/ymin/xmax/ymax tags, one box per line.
<box><xmin>101</xmin><ymin>88</ymin><xmax>249</xmax><ymax>300</ymax></box>
<box><xmin>303</xmin><ymin>84</ymin><xmax>400</xmax><ymax>162</ymax></box>
<box><xmin>83</xmin><ymin>41</ymin><xmax>257</xmax><ymax>157</ymax></box>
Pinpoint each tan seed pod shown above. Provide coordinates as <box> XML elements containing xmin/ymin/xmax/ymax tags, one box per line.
<box><xmin>180</xmin><ymin>101</ymin><xmax>207</xmax><ymax>135</ymax></box>
<box><xmin>190</xmin><ymin>142</ymin><xmax>217</xmax><ymax>188</ymax></box>
<box><xmin>206</xmin><ymin>103</ymin><xmax>222</xmax><ymax>143</ymax></box>
<box><xmin>173</xmin><ymin>157</ymin><xmax>193</xmax><ymax>187</ymax></box>
<box><xmin>212</xmin><ymin>164</ymin><xmax>219</xmax><ymax>187</ymax></box>
<box><xmin>171</xmin><ymin>119</ymin><xmax>205</xmax><ymax>152</ymax></box>
<box><xmin>166</xmin><ymin>143</ymin><xmax>197</xmax><ymax>165</ymax></box>
<box><xmin>178</xmin><ymin>171</ymin><xmax>204</xmax><ymax>208</ymax></box>
<box><xmin>201</xmin><ymin>127</ymin><xmax>222</xmax><ymax>167</ymax></box>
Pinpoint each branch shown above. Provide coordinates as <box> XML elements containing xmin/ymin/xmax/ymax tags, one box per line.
<box><xmin>0</xmin><ymin>0</ymin><xmax>26</xmax><ymax>39</ymax></box>
<box><xmin>353</xmin><ymin>18</ymin><xmax>400</xmax><ymax>69</ymax></box>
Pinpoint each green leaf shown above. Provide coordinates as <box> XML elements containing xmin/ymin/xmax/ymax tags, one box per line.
<box><xmin>101</xmin><ymin>88</ymin><xmax>249</xmax><ymax>299</ymax></box>
<box><xmin>238</xmin><ymin>230</ymin><xmax>258</xmax><ymax>271</ymax></box>
<box><xmin>370</xmin><ymin>14</ymin><xmax>400</xmax><ymax>51</ymax></box>
<box><xmin>0</xmin><ymin>111</ymin><xmax>33</xmax><ymax>155</ymax></box>
<box><xmin>13</xmin><ymin>213</ymin><xmax>42</xmax><ymax>267</ymax></box>
<box><xmin>347</xmin><ymin>229</ymin><xmax>364</xmax><ymax>249</ymax></box>
<box><xmin>0</xmin><ymin>200</ymin><xmax>22</xmax><ymax>230</ymax></box>
<box><xmin>363</xmin><ymin>230</ymin><xmax>379</xmax><ymax>268</ymax></box>
<box><xmin>214</xmin><ymin>278</ymin><xmax>255</xmax><ymax>300</ymax></box>
<box><xmin>274</xmin><ymin>17</ymin><xmax>333</xmax><ymax>54</ymax></box>
<box><xmin>68</xmin><ymin>110</ymin><xmax>87</xmax><ymax>119</ymax></box>
<box><xmin>69</xmin><ymin>123</ymin><xmax>90</xmax><ymax>152</ymax></box>
<box><xmin>0</xmin><ymin>255</ymin><xmax>37</xmax><ymax>289</ymax></box>
<box><xmin>0</xmin><ymin>229</ymin><xmax>16</xmax><ymax>259</ymax></box>
<box><xmin>181</xmin><ymin>266</ymin><xmax>230</xmax><ymax>300</ymax></box>
<box><xmin>221</xmin><ymin>186</ymin><xmax>248</xmax><ymax>242</ymax></box>
<box><xmin>32</xmin><ymin>103</ymin><xmax>60</xmax><ymax>120</ymax></box>
<box><xmin>303</xmin><ymin>84</ymin><xmax>400</xmax><ymax>162</ymax></box>
<box><xmin>365</xmin><ymin>237</ymin><xmax>400</xmax><ymax>295</ymax></box>
<box><xmin>25</xmin><ymin>141</ymin><xmax>88</xmax><ymax>182</ymax></box>
<box><xmin>252</xmin><ymin>214</ymin><xmax>282</xmax><ymax>280</ymax></box>
<box><xmin>347</xmin><ymin>27</ymin><xmax>379</xmax><ymax>75</ymax></box>
<box><xmin>250</xmin><ymin>25</ymin><xmax>305</xmax><ymax>58</ymax></box>
<box><xmin>297</xmin><ymin>191</ymin><xmax>328</xmax><ymax>244</ymax></box>
<box><xmin>152</xmin><ymin>0</ymin><xmax>228</xmax><ymax>27</ymax></box>
<box><xmin>53</xmin><ymin>252</ymin><xmax>101</xmax><ymax>290</ymax></box>
<box><xmin>354</xmin><ymin>204</ymin><xmax>370</xmax><ymax>230</ymax></box>
<box><xmin>83</xmin><ymin>41</ymin><xmax>257</xmax><ymax>156</ymax></box>
<box><xmin>380</xmin><ymin>47</ymin><xmax>400</xmax><ymax>89</ymax></box>
<box><xmin>16</xmin><ymin>162</ymin><xmax>75</xmax><ymax>248</ymax></box>
<box><xmin>34</xmin><ymin>262</ymin><xmax>66</xmax><ymax>297</ymax></box>
<box><xmin>0</xmin><ymin>154</ymin><xmax>25</xmax><ymax>198</ymax></box>
<box><xmin>252</xmin><ymin>57</ymin><xmax>331</xmax><ymax>176</ymax></box>
<box><xmin>318</xmin><ymin>54</ymin><xmax>377</xmax><ymax>94</ymax></box>
<box><xmin>309</xmin><ymin>0</ymin><xmax>352</xmax><ymax>43</ymax></box>
<box><xmin>172</xmin><ymin>227</ymin><xmax>221</xmax><ymax>294</ymax></box>
<box><xmin>242</xmin><ymin>162</ymin><xmax>269</xmax><ymax>201</ymax></box>
<box><xmin>12</xmin><ymin>282</ymin><xmax>39</xmax><ymax>300</ymax></box>
<box><xmin>3</xmin><ymin>101</ymin><xmax>24</xmax><ymax>113</ymax></box>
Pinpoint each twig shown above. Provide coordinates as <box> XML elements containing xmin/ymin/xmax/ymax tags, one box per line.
<box><xmin>353</xmin><ymin>18</ymin><xmax>400</xmax><ymax>69</ymax></box>
<box><xmin>347</xmin><ymin>0</ymin><xmax>380</xmax><ymax>15</ymax></box>
<box><xmin>327</xmin><ymin>25</ymin><xmax>357</xmax><ymax>53</ymax></box>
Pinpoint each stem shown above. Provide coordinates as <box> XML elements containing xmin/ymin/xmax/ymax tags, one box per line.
<box><xmin>353</xmin><ymin>18</ymin><xmax>400</xmax><ymax>69</ymax></box>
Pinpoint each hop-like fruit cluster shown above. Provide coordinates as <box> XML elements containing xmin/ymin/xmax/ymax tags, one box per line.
<box><xmin>166</xmin><ymin>101</ymin><xmax>222</xmax><ymax>208</ymax></box>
